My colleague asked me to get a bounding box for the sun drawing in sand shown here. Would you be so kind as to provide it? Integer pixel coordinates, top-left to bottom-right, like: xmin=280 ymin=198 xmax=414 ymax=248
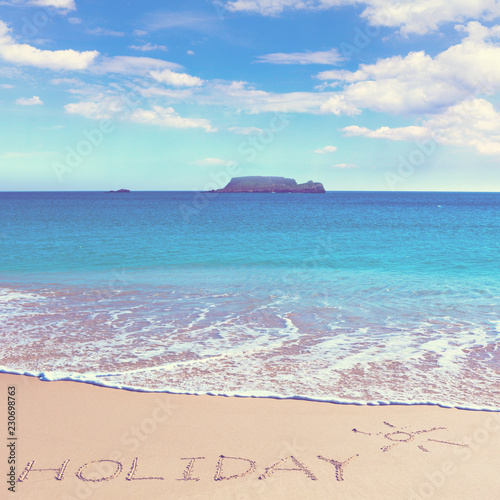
xmin=352 ymin=421 xmax=468 ymax=453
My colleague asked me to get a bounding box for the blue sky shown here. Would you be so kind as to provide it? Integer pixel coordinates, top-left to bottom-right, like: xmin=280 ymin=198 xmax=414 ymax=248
xmin=0 ymin=0 xmax=499 ymax=191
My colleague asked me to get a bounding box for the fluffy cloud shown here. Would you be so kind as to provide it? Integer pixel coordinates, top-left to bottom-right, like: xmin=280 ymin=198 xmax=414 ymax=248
xmin=32 ymin=0 xmax=75 ymax=10
xmin=341 ymin=99 xmax=500 ymax=155
xmin=0 ymin=21 xmax=98 ymax=70
xmin=319 ymin=95 xmax=360 ymax=115
xmin=359 ymin=0 xmax=500 ymax=35
xmin=16 ymin=95 xmax=43 ymax=105
xmin=426 ymin=98 xmax=500 ymax=155
xmin=313 ymin=145 xmax=338 ymax=153
xmin=220 ymin=0 xmax=500 ymax=34
xmin=0 ymin=0 xmax=75 ymax=12
xmin=255 ymin=48 xmax=343 ymax=65
xmin=64 ymin=96 xmax=126 ymax=120
xmin=150 ymin=69 xmax=203 ymax=87
xmin=129 ymin=106 xmax=215 ymax=132
xmin=191 ymin=158 xmax=237 ymax=166
xmin=64 ymin=89 xmax=215 ymax=132
xmin=317 ymin=23 xmax=500 ymax=115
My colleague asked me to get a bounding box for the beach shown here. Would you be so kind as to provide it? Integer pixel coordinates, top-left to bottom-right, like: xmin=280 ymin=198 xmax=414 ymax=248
xmin=3 ymin=373 xmax=500 ymax=499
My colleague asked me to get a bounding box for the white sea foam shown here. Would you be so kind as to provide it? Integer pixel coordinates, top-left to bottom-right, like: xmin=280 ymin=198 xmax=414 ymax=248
xmin=1 ymin=280 xmax=499 ymax=411
xmin=1 ymin=365 xmax=499 ymax=412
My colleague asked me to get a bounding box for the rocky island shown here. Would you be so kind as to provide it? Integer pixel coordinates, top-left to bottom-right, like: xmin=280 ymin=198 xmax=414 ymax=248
xmin=208 ymin=176 xmax=325 ymax=193
xmin=106 ymin=189 xmax=130 ymax=193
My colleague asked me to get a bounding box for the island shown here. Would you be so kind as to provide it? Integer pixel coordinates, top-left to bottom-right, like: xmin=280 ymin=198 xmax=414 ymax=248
xmin=207 ymin=176 xmax=325 ymax=193
xmin=106 ymin=189 xmax=130 ymax=193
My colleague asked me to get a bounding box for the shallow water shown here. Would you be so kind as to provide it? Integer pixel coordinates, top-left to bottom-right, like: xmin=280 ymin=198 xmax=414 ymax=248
xmin=1 ymin=191 xmax=499 ymax=409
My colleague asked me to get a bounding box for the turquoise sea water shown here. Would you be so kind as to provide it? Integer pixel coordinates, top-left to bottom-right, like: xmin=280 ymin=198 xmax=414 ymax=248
xmin=1 ymin=191 xmax=499 ymax=409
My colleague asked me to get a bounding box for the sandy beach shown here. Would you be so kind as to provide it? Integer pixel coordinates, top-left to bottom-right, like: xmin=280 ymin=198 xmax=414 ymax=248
xmin=1 ymin=373 xmax=499 ymax=499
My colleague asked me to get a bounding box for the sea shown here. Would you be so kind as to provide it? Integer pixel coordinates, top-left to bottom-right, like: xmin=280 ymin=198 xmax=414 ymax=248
xmin=1 ymin=191 xmax=499 ymax=410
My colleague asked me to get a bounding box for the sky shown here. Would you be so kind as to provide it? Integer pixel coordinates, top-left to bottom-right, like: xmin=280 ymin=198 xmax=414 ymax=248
xmin=0 ymin=0 xmax=500 ymax=191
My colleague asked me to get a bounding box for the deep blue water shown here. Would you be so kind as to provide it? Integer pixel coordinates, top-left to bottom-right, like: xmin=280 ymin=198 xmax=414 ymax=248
xmin=0 ymin=191 xmax=499 ymax=409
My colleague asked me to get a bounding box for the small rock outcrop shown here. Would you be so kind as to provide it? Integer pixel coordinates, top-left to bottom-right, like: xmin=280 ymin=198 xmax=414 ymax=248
xmin=209 ymin=176 xmax=325 ymax=193
xmin=106 ymin=189 xmax=130 ymax=193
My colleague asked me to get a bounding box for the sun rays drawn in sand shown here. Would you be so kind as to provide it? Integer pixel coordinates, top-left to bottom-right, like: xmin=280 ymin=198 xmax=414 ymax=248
xmin=352 ymin=421 xmax=468 ymax=453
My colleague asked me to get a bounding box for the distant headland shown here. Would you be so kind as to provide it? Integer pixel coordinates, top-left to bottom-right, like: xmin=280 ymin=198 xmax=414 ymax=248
xmin=208 ymin=176 xmax=325 ymax=193
xmin=106 ymin=189 xmax=130 ymax=193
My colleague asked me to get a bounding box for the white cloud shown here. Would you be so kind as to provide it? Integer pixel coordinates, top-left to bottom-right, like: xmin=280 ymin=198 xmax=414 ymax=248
xmin=0 ymin=0 xmax=75 ymax=11
xmin=313 ymin=145 xmax=338 ymax=153
xmin=16 ymin=95 xmax=43 ymax=105
xmin=187 ymin=50 xmax=195 ymax=55
xmin=68 ymin=17 xmax=81 ymax=24
xmin=129 ymin=106 xmax=215 ymax=132
xmin=133 ymin=29 xmax=148 ymax=37
xmin=316 ymin=23 xmax=500 ymax=116
xmin=228 ymin=126 xmax=263 ymax=134
xmin=191 ymin=157 xmax=236 ymax=166
xmin=0 ymin=21 xmax=98 ymax=70
xmin=331 ymin=163 xmax=358 ymax=168
xmin=426 ymin=98 xmax=500 ymax=155
xmin=342 ymin=125 xmax=431 ymax=141
xmin=0 ymin=83 xmax=13 ymax=88
xmin=92 ymin=56 xmax=181 ymax=75
xmin=221 ymin=0 xmax=500 ymax=35
xmin=129 ymin=43 xmax=168 ymax=52
xmin=150 ymin=69 xmax=203 ymax=87
xmin=64 ymin=96 xmax=125 ymax=120
xmin=86 ymin=27 xmax=125 ymax=37
xmin=221 ymin=0 xmax=315 ymax=16
xmin=319 ymin=95 xmax=361 ymax=116
xmin=341 ymin=99 xmax=500 ymax=155
xmin=359 ymin=0 xmax=500 ymax=36
xmin=255 ymin=48 xmax=344 ymax=65
xmin=64 ymin=88 xmax=215 ymax=132
xmin=33 ymin=0 xmax=75 ymax=9
xmin=204 ymin=80 xmax=339 ymax=114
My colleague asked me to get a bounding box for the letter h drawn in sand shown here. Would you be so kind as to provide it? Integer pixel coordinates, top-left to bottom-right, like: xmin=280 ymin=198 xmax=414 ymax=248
xmin=352 ymin=421 xmax=468 ymax=453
